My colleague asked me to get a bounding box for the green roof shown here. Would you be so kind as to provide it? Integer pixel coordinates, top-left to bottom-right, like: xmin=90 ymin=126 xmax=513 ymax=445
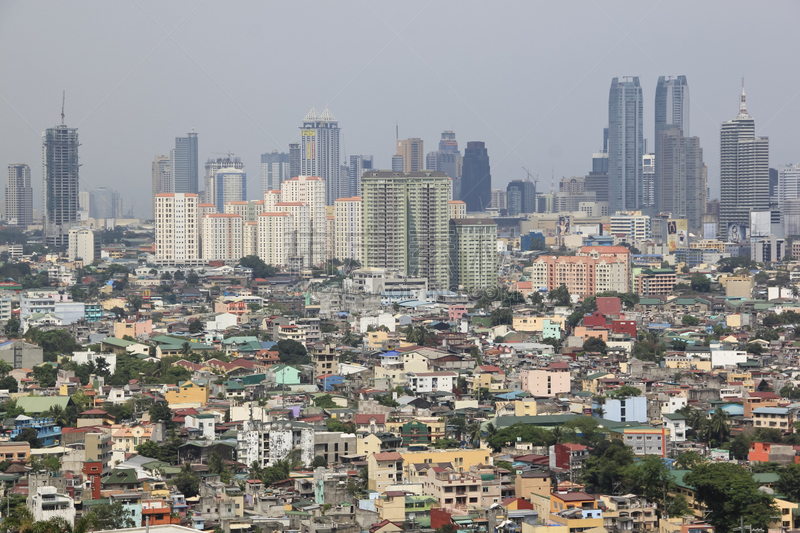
xmin=638 ymin=298 xmax=661 ymax=305
xmin=225 ymin=381 xmax=244 ymax=390
xmin=16 ymin=396 xmax=71 ymax=414
xmin=221 ymin=336 xmax=260 ymax=345
xmin=662 ymin=413 xmax=686 ymax=420
xmin=493 ymin=414 xmax=581 ymax=429
xmin=586 ymin=372 xmax=610 ymax=381
xmin=101 ymin=337 xmax=137 ymax=347
xmin=103 ymin=469 xmax=140 ymax=486
xmin=753 ymin=472 xmax=780 ymax=484
xmin=241 ymin=373 xmax=266 ymax=385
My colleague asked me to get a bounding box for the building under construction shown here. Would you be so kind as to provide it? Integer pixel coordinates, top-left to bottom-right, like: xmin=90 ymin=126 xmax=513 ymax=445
xmin=42 ymin=123 xmax=80 ymax=247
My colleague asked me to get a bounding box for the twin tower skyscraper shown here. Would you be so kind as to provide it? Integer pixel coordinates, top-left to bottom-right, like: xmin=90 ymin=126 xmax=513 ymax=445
xmin=607 ymin=76 xmax=704 ymax=233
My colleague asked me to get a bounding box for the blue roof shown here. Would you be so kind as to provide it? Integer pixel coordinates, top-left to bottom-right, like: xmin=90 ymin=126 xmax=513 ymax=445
xmin=494 ymin=391 xmax=527 ymax=400
xmin=713 ymin=404 xmax=744 ymax=416
xmin=260 ymin=341 xmax=277 ymax=350
xmin=381 ymin=351 xmax=400 ymax=357
xmin=753 ymin=407 xmax=788 ymax=415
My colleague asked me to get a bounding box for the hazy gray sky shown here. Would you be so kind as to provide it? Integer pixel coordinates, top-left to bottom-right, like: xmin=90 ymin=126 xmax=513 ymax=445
xmin=1 ymin=1 xmax=799 ymax=218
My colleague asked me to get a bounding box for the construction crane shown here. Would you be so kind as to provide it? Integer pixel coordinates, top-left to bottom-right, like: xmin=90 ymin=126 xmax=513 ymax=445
xmin=211 ymin=151 xmax=237 ymax=160
xmin=522 ymin=166 xmax=538 ymax=188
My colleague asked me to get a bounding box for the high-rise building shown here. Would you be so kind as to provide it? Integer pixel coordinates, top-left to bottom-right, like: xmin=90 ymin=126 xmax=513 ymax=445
xmin=151 ymin=155 xmax=171 ymax=218
xmin=261 ymin=151 xmax=290 ymax=194
xmin=171 ymin=130 xmax=199 ymax=194
xmin=506 ymin=180 xmax=537 ymax=216
xmin=257 ymin=212 xmax=295 ymax=267
xmin=67 ymin=227 xmax=96 ymax=263
xmin=426 ymin=132 xmax=463 ymax=200
xmin=449 ymin=218 xmax=498 ymax=292
xmin=204 ymin=157 xmax=243 ymax=206
xmin=300 ymin=108 xmax=340 ymax=205
xmin=642 ymin=153 xmax=655 ymax=210
xmin=213 ymin=168 xmax=247 ymax=211
xmin=224 ymin=200 xmax=265 ymax=222
xmin=397 ymin=138 xmax=424 ymax=173
xmin=154 ymin=193 xmax=199 ymax=265
xmin=334 ymin=197 xmax=362 ymax=263
xmin=608 ymin=77 xmax=643 ymax=212
xmin=43 ymin=121 xmax=80 ymax=247
xmin=586 ymin=149 xmax=609 ymax=204
xmin=654 ymin=127 xmax=704 ymax=232
xmin=391 ymin=156 xmax=404 ymax=172
xmin=490 ymin=189 xmax=507 ymax=210
xmin=288 ymin=143 xmax=301 ymax=180
xmin=201 ymin=214 xmax=243 ymax=261
xmin=461 ymin=142 xmax=491 ymax=212
xmin=720 ymin=86 xmax=769 ymax=241
xmin=274 ymin=202 xmax=309 ymax=269
xmin=90 ymin=187 xmax=121 ymax=220
xmin=6 ymin=163 xmax=33 ymax=227
xmin=362 ymin=170 xmax=451 ymax=289
xmin=281 ymin=176 xmax=327 ymax=266
xmin=242 ymin=221 xmax=258 ymax=258
xmin=348 ymin=155 xmax=373 ymax=197
xmin=449 ymin=200 xmax=466 ymax=219
xmin=655 ymin=75 xmax=689 ymax=134
xmin=777 ymin=164 xmax=800 ymax=207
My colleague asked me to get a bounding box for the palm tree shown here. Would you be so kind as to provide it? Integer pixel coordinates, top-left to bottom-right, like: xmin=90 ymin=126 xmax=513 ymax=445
xmin=46 ymin=405 xmax=68 ymax=428
xmin=208 ymin=452 xmax=224 ymax=475
xmin=180 ymin=342 xmax=193 ymax=358
xmin=708 ymin=407 xmax=730 ymax=444
xmin=467 ymin=422 xmax=483 ymax=447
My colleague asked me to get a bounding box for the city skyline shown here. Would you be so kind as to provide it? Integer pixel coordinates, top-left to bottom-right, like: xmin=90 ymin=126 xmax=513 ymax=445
xmin=2 ymin=2 xmax=799 ymax=218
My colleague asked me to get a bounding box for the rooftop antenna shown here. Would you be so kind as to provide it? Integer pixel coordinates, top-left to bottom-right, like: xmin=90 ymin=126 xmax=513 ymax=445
xmin=61 ymin=91 xmax=65 ymax=125
xmin=396 ymin=122 xmax=398 ymax=141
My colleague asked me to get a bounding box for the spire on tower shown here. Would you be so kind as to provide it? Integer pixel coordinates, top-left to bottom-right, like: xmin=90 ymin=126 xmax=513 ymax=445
xmin=737 ymin=77 xmax=750 ymax=118
xmin=61 ymin=91 xmax=65 ymax=125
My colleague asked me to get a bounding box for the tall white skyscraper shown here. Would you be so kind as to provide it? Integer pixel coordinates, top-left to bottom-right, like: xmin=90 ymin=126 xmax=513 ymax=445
xmin=154 ymin=193 xmax=199 ymax=265
xmin=778 ymin=164 xmax=800 ymax=207
xmin=152 ymin=155 xmax=171 ymax=218
xmin=43 ymin=122 xmax=80 ymax=247
xmin=204 ymin=157 xmax=243 ymax=206
xmin=334 ymin=196 xmax=362 ymax=263
xmin=201 ymin=213 xmax=243 ymax=261
xmin=212 ymin=168 xmax=247 ymax=211
xmin=299 ymin=108 xmax=340 ymax=206
xmin=6 ymin=163 xmax=33 ymax=227
xmin=281 ymin=175 xmax=326 ymax=266
xmin=720 ymin=86 xmax=769 ymax=241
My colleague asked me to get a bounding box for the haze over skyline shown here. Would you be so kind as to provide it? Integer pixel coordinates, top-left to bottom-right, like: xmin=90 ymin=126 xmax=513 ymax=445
xmin=2 ymin=1 xmax=799 ymax=218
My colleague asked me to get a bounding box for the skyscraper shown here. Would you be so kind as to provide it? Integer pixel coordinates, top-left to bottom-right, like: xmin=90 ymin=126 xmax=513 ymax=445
xmin=43 ymin=122 xmax=80 ymax=247
xmin=655 ymin=75 xmax=689 ymax=134
xmin=204 ymin=157 xmax=243 ymax=206
xmin=152 ymin=155 xmax=171 ymax=218
xmin=396 ymin=138 xmax=424 ymax=173
xmin=642 ymin=153 xmax=655 ymax=210
xmin=719 ymin=86 xmax=769 ymax=241
xmin=461 ymin=142 xmax=491 ymax=212
xmin=449 ymin=218 xmax=498 ymax=292
xmin=171 ymin=130 xmax=198 ymax=194
xmin=90 ymin=187 xmax=121 ymax=219
xmin=261 ymin=151 xmax=290 ymax=194
xmin=300 ymin=108 xmax=340 ymax=205
xmin=213 ymin=169 xmax=247 ymax=211
xmin=288 ymin=143 xmax=301 ymax=180
xmin=6 ymin=163 xmax=33 ymax=227
xmin=608 ymin=77 xmax=643 ymax=212
xmin=361 ymin=170 xmax=451 ymax=289
xmin=426 ymin=131 xmax=463 ymax=200
xmin=506 ymin=180 xmax=536 ymax=216
xmin=391 ymin=156 xmax=404 ymax=172
xmin=154 ymin=193 xmax=199 ymax=265
xmin=348 ymin=155 xmax=373 ymax=197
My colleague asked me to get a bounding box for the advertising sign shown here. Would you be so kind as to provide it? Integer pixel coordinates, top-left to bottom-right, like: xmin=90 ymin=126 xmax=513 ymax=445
xmin=727 ymin=223 xmax=750 ymax=244
xmin=667 ymin=218 xmax=688 ymax=252
xmin=557 ymin=215 xmax=570 ymax=236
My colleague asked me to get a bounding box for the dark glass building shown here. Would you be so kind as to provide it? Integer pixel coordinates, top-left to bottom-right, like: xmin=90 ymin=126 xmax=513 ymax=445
xmin=461 ymin=141 xmax=491 ymax=212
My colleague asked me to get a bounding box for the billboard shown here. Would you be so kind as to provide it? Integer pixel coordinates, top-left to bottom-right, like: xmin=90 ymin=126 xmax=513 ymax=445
xmin=667 ymin=218 xmax=688 ymax=252
xmin=727 ymin=223 xmax=750 ymax=244
xmin=750 ymin=210 xmax=771 ymax=238
xmin=703 ymin=222 xmax=717 ymax=240
xmin=557 ymin=215 xmax=570 ymax=236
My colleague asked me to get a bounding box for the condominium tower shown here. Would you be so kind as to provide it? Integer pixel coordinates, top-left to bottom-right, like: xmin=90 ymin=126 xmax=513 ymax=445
xmin=300 ymin=108 xmax=340 ymax=205
xmin=6 ymin=163 xmax=33 ymax=227
xmin=261 ymin=151 xmax=290 ymax=193
xmin=719 ymin=87 xmax=769 ymax=241
xmin=154 ymin=193 xmax=199 ymax=265
xmin=397 ymin=138 xmax=425 ymax=173
xmin=608 ymin=77 xmax=643 ymax=212
xmin=426 ymin=131 xmax=463 ymax=200
xmin=171 ymin=130 xmax=199 ymax=194
xmin=449 ymin=218 xmax=498 ymax=292
xmin=152 ymin=155 xmax=171 ymax=218
xmin=361 ymin=170 xmax=451 ymax=289
xmin=461 ymin=142 xmax=491 ymax=212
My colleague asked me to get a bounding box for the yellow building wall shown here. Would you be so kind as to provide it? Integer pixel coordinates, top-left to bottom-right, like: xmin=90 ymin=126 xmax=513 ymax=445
xmin=513 ymin=315 xmax=567 ymax=332
xmin=399 ymin=448 xmax=491 ymax=475
xmin=164 ymin=381 xmax=209 ymax=405
xmin=376 ymin=496 xmax=405 ymax=522
xmin=358 ymin=434 xmax=382 ymax=458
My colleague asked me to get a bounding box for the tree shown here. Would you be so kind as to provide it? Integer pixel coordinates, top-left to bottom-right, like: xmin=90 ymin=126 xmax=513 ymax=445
xmin=707 ymin=407 xmax=730 ymax=445
xmin=160 ymin=271 xmax=173 ymax=281
xmin=490 ymin=307 xmax=512 ymax=326
xmin=627 ymin=455 xmax=677 ymax=515
xmin=313 ymin=394 xmax=339 ymax=409
xmin=777 ymin=463 xmax=800 ymax=503
xmin=0 ymin=376 xmax=18 ymax=393
xmin=746 ymin=342 xmax=763 ymax=355
xmin=188 ymin=320 xmax=204 ymax=334
xmin=0 ymin=360 xmax=12 ymax=377
xmin=14 ymin=427 xmax=41 ymax=448
xmin=312 ymin=455 xmax=328 ymax=468
xmin=674 ymin=451 xmax=706 ymax=470
xmin=607 ymin=385 xmax=642 ymax=399
xmin=4 ymin=316 xmax=19 ymax=337
xmin=582 ymin=337 xmax=607 ymax=354
xmin=685 ymin=462 xmax=777 ymax=532
xmin=238 ymin=255 xmax=278 ymax=279
xmin=33 ymin=365 xmax=57 ymax=387
xmin=432 ymin=438 xmax=460 ymax=449
xmin=729 ymin=433 xmax=751 ymax=460
xmin=581 ymin=440 xmax=635 ymax=494
xmin=149 ymin=402 xmax=173 ymax=428
xmin=136 ymin=440 xmax=161 ymax=459
xmin=681 ymin=315 xmax=700 ymax=326
xmin=174 ymin=462 xmax=201 ymax=497
xmin=187 ymin=271 xmax=199 ymax=285
xmin=89 ymin=501 xmax=136 ymax=530
xmin=377 ymin=395 xmax=399 ymax=408
xmin=173 ymin=270 xmax=185 ymax=281
xmin=548 ymin=284 xmax=572 ymax=307
xmin=277 ymin=339 xmax=310 ymax=365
